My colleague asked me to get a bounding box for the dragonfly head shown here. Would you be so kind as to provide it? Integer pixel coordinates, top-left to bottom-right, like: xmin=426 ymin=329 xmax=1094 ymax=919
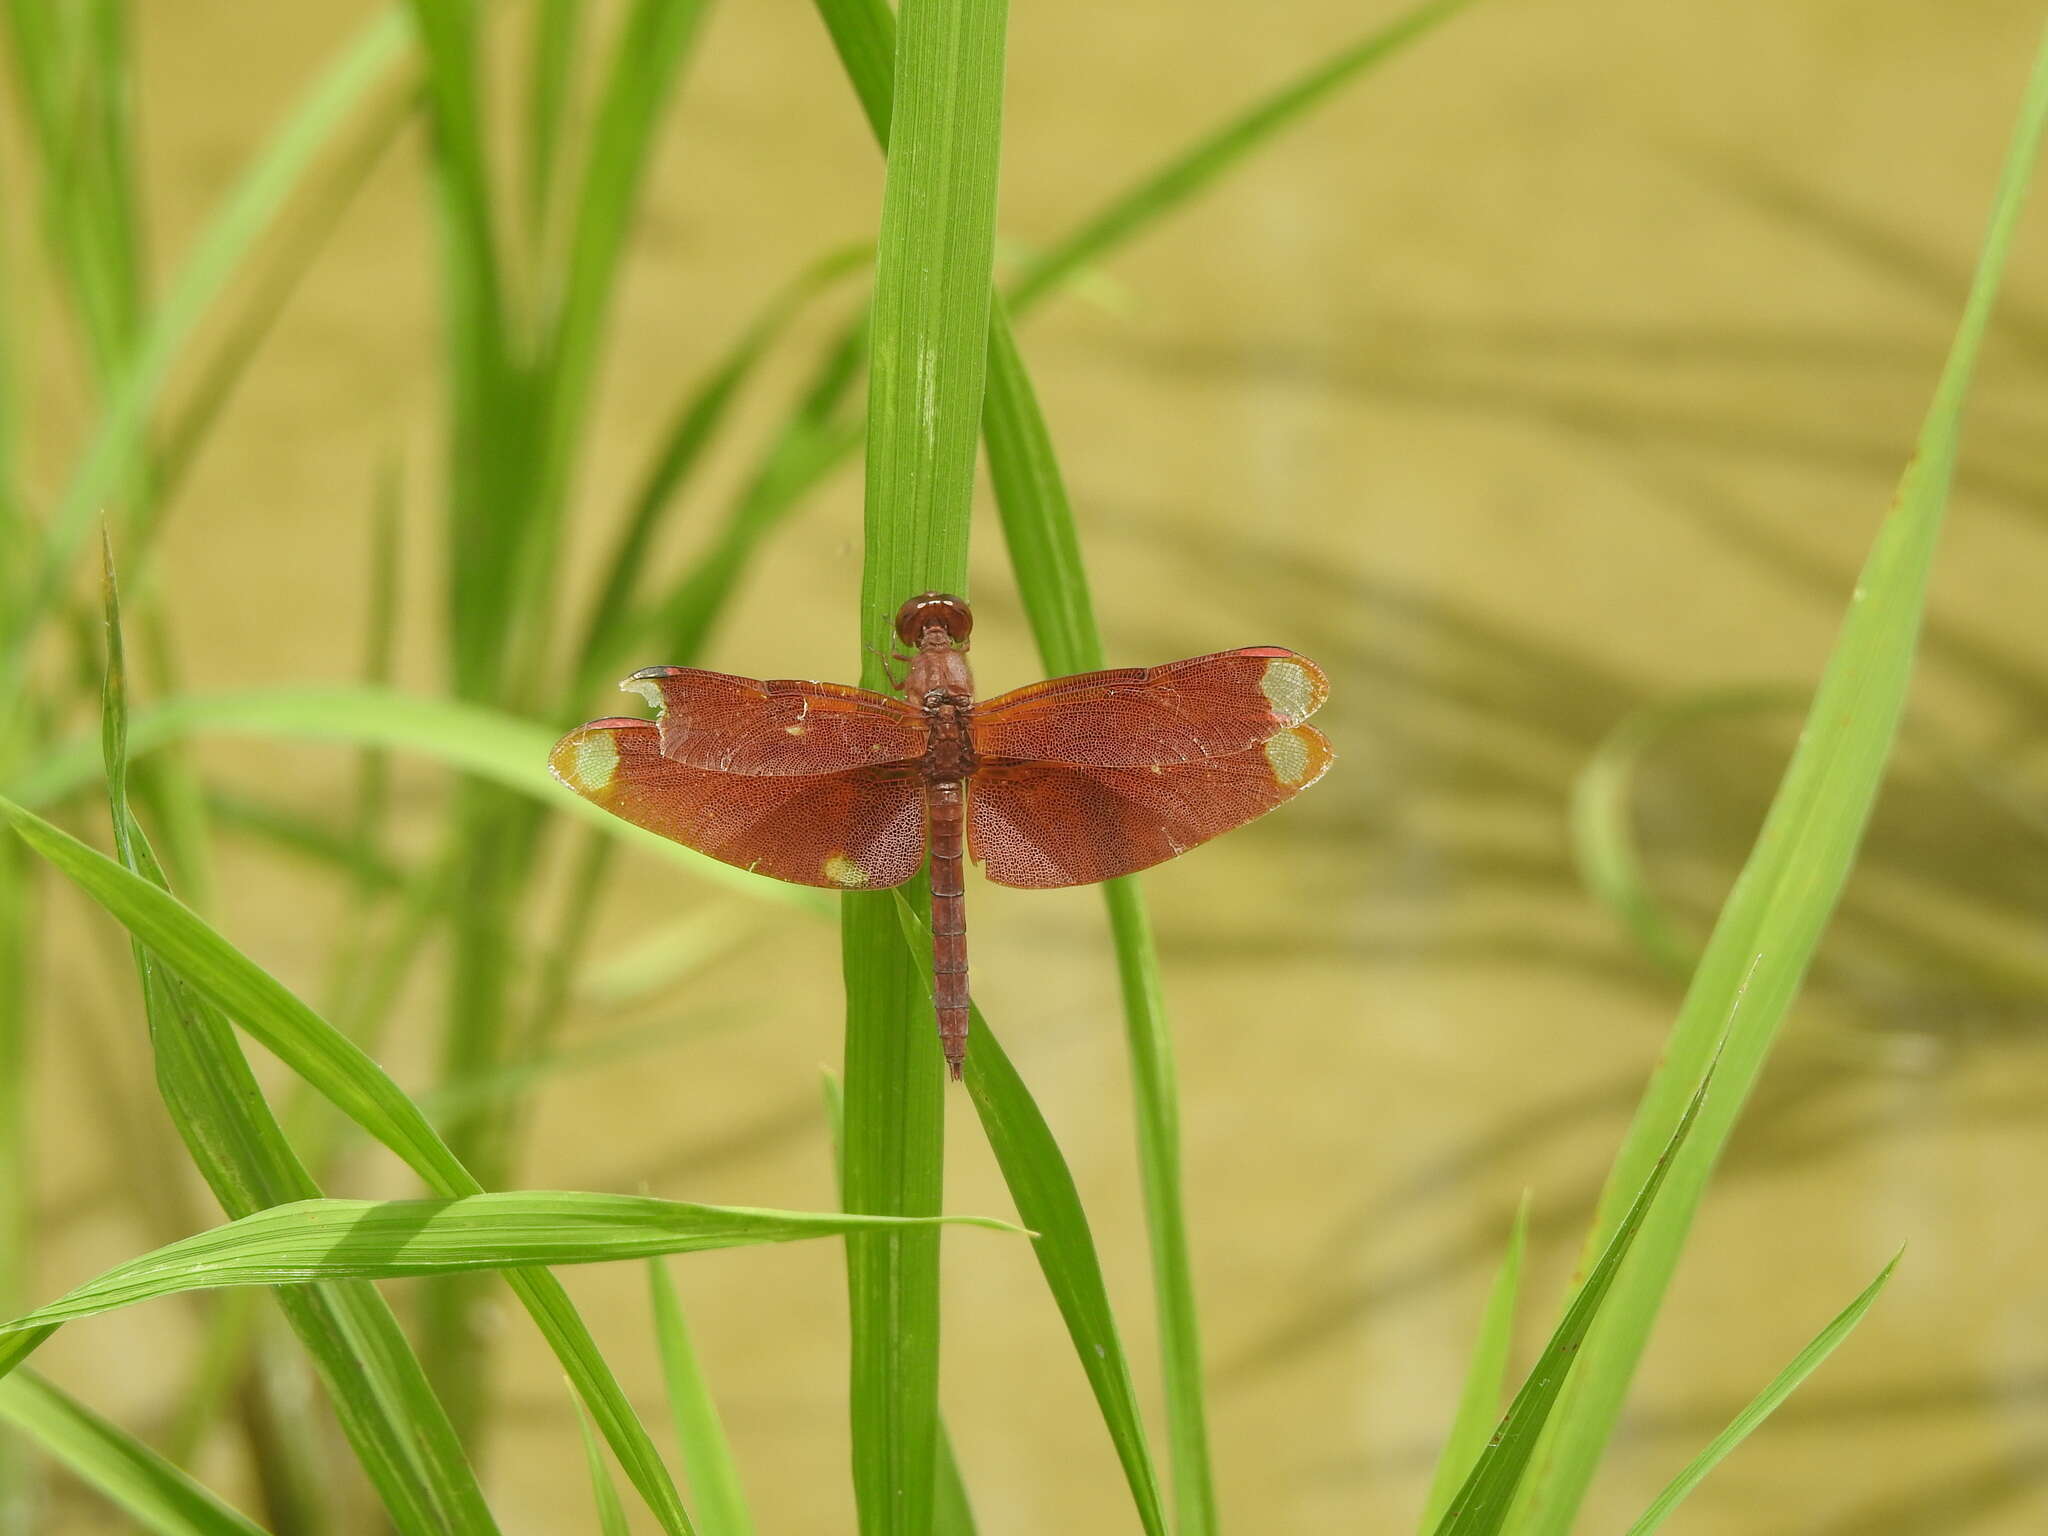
xmin=895 ymin=592 xmax=973 ymax=649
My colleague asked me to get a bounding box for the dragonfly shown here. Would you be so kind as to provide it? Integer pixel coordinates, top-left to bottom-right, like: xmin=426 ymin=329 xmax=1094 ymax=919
xmin=549 ymin=593 xmax=1332 ymax=1078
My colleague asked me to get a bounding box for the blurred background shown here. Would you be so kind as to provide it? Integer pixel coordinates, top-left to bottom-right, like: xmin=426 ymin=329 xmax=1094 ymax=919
xmin=8 ymin=0 xmax=2048 ymax=1531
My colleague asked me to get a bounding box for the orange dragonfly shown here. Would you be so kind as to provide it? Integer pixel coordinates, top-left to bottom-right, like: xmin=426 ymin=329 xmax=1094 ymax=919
xmin=549 ymin=594 xmax=1331 ymax=1077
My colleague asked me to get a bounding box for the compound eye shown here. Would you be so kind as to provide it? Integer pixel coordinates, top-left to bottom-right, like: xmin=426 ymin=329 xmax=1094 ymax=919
xmin=893 ymin=592 xmax=973 ymax=645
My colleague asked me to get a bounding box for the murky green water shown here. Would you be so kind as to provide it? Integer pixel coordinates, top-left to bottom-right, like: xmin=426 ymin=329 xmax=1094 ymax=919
xmin=19 ymin=2 xmax=2048 ymax=1530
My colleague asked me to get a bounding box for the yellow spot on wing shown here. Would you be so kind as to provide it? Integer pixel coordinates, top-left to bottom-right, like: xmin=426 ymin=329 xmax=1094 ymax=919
xmin=565 ymin=733 xmax=618 ymax=793
xmin=1258 ymin=658 xmax=1319 ymax=724
xmin=785 ymin=724 xmax=805 ymax=735
xmin=1263 ymin=727 xmax=1313 ymax=787
xmin=621 ymin=677 xmax=664 ymax=711
xmin=823 ymin=853 xmax=869 ymax=888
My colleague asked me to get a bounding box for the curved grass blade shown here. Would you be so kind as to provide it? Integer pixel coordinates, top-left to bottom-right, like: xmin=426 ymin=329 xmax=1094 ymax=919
xmin=650 ymin=1260 xmax=756 ymax=1536
xmin=1516 ymin=35 xmax=2048 ymax=1532
xmin=841 ymin=1 xmax=1008 ymax=1533
xmin=0 ymin=797 xmax=693 ymax=1536
xmin=101 ymin=539 xmax=496 ymax=1536
xmin=0 ymin=1373 xmax=270 ymax=1536
xmin=1417 ymin=1195 xmax=1528 ymax=1534
xmin=889 ymin=895 xmax=1169 ymax=1536
xmin=1429 ymin=1069 xmax=1715 ymax=1535
xmin=12 ymin=687 xmax=828 ymax=912
xmin=1567 ymin=688 xmax=1800 ymax=977
xmin=0 ymin=7 xmax=410 ymax=711
xmin=1621 ymin=1251 xmax=1900 ymax=1536
xmin=3 ymin=1194 xmax=1019 ymax=1332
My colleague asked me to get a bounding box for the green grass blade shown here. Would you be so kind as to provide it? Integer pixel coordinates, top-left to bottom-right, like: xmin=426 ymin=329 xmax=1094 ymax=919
xmin=0 ymin=793 xmax=698 ymax=1536
xmin=0 ymin=7 xmax=409 ymax=709
xmin=1007 ymin=0 xmax=1482 ymax=311
xmin=987 ymin=296 xmax=1219 ymax=1535
xmin=1621 ymin=1252 xmax=1901 ymax=1536
xmin=890 ymin=895 xmax=1169 ymax=1536
xmin=818 ymin=1078 xmax=983 ymax=1536
xmin=1515 ymin=37 xmax=2048 ymax=1529
xmin=14 ymin=686 xmax=829 ymax=912
xmin=575 ymin=1398 xmax=634 ymax=1536
xmin=1418 ymin=1196 xmax=1528 ymax=1534
xmin=1430 ymin=1072 xmax=1715 ymax=1535
xmin=2 ymin=1194 xmax=1019 ymax=1331
xmin=811 ymin=0 xmax=897 ymax=141
xmin=932 ymin=1440 xmax=977 ymax=1536
xmin=650 ymin=1261 xmax=756 ymax=1536
xmin=0 ymin=831 xmax=32 ymax=1531
xmin=854 ymin=0 xmax=1004 ymax=656
xmin=100 ymin=539 xmax=496 ymax=1536
xmin=1566 ymin=688 xmax=1800 ymax=977
xmin=522 ymin=0 xmax=582 ymax=244
xmin=0 ymin=1373 xmax=270 ymax=1536
xmin=842 ymin=1 xmax=1007 ymax=1533
xmin=814 ymin=4 xmax=1214 ymax=1519
xmin=324 ymin=462 xmax=405 ymax=1017
xmin=405 ymin=0 xmax=518 ymax=703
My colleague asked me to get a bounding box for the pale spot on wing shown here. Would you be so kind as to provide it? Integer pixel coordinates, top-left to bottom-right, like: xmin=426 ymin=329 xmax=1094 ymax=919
xmin=1258 ymin=658 xmax=1318 ymax=724
xmin=621 ymin=677 xmax=664 ymax=711
xmin=569 ymin=733 xmax=618 ymax=792
xmin=785 ymin=724 xmax=806 ymax=736
xmin=823 ymin=853 xmax=870 ymax=888
xmin=1263 ymin=727 xmax=1313 ymax=786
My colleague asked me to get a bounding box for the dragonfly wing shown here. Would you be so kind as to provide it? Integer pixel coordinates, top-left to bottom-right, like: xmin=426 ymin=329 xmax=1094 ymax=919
xmin=968 ymin=724 xmax=1333 ymax=889
xmin=971 ymin=647 xmax=1327 ymax=767
xmin=552 ymin=718 xmax=927 ymax=889
xmin=622 ymin=666 xmax=926 ymax=775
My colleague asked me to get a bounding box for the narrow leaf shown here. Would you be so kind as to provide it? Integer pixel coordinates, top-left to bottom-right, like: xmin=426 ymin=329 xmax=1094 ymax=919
xmin=14 ymin=687 xmax=828 ymax=912
xmin=0 ymin=792 xmax=697 ymax=1536
xmin=1418 ymin=1196 xmax=1528 ymax=1534
xmin=0 ymin=1373 xmax=270 ymax=1536
xmin=890 ymin=895 xmax=1168 ymax=1536
xmin=841 ymin=3 xmax=1009 ymax=1536
xmin=4 ymin=1193 xmax=1021 ymax=1334
xmin=1518 ymin=36 xmax=2048 ymax=1531
xmin=650 ymin=1261 xmax=756 ymax=1536
xmin=1430 ymin=1068 xmax=1717 ymax=1534
xmin=1621 ymin=1251 xmax=1901 ymax=1536
xmin=3 ymin=8 xmax=409 ymax=705
xmin=574 ymin=1397 xmax=634 ymax=1536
